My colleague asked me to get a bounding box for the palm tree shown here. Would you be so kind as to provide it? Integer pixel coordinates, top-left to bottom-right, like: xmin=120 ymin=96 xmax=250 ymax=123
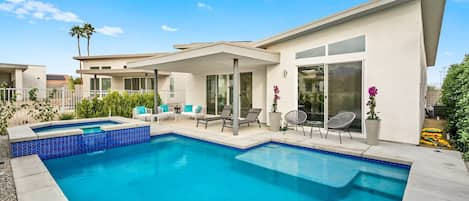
xmin=83 ymin=23 xmax=96 ymax=56
xmin=69 ymin=25 xmax=84 ymax=56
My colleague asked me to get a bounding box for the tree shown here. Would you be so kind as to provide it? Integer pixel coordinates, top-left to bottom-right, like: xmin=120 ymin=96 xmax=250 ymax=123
xmin=83 ymin=23 xmax=96 ymax=56
xmin=69 ymin=25 xmax=84 ymax=56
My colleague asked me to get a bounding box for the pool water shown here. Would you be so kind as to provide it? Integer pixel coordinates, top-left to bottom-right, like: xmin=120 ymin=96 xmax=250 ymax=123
xmin=44 ymin=135 xmax=409 ymax=201
xmin=33 ymin=120 xmax=119 ymax=134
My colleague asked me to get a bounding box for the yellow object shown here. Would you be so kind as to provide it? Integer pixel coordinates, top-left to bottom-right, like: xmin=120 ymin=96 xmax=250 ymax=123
xmin=421 ymin=132 xmax=443 ymax=139
xmin=437 ymin=139 xmax=452 ymax=148
xmin=420 ymin=139 xmax=436 ymax=146
xmin=422 ymin=128 xmax=443 ymax=133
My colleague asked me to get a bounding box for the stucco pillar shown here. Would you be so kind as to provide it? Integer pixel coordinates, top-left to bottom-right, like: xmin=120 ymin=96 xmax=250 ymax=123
xmin=154 ymin=69 xmax=159 ymax=114
xmin=14 ymin=69 xmax=23 ymax=100
xmin=232 ymin=59 xmax=239 ymax=136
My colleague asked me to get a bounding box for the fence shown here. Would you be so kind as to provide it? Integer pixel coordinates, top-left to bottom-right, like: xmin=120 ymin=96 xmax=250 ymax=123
xmin=1 ymin=88 xmax=185 ymax=126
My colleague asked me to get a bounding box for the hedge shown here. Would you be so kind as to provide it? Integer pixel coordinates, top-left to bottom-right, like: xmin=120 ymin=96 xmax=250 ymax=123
xmin=441 ymin=55 xmax=469 ymax=160
xmin=76 ymin=91 xmax=162 ymax=118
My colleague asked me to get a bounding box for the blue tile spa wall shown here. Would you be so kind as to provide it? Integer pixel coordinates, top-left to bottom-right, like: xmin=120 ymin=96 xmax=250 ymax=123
xmin=11 ymin=126 xmax=150 ymax=160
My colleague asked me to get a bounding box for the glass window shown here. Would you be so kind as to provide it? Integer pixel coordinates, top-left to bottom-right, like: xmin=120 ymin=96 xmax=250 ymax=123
xmin=90 ymin=78 xmax=99 ymax=90
xmin=101 ymin=66 xmax=111 ymax=69
xmin=132 ymin=78 xmax=139 ymax=90
xmin=170 ymin=77 xmax=175 ymax=98
xmin=206 ymin=75 xmax=217 ymax=115
xmin=296 ymin=46 xmax=326 ymax=59
xmin=328 ymin=61 xmax=362 ymax=131
xmin=101 ymin=78 xmax=111 ymax=90
xmin=89 ymin=66 xmax=99 ymax=70
xmin=148 ymin=78 xmax=155 ymax=90
xmin=298 ymin=65 xmax=325 ymax=125
xmin=140 ymin=78 xmax=146 ymax=89
xmin=328 ymin=35 xmax=365 ymax=56
xmin=124 ymin=79 xmax=132 ymax=90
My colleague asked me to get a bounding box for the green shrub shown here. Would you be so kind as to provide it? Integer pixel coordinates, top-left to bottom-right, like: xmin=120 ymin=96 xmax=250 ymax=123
xmin=0 ymin=102 xmax=17 ymax=135
xmin=441 ymin=54 xmax=469 ymax=160
xmin=59 ymin=113 xmax=75 ymax=120
xmin=76 ymin=91 xmax=162 ymax=118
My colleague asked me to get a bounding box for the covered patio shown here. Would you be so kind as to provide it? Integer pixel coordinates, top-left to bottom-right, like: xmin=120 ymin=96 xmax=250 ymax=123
xmin=128 ymin=42 xmax=280 ymax=136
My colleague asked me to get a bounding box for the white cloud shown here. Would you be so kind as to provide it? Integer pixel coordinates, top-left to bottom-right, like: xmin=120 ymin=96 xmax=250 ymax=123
xmin=197 ymin=2 xmax=212 ymax=10
xmin=444 ymin=51 xmax=453 ymax=56
xmin=0 ymin=0 xmax=83 ymax=23
xmin=161 ymin=24 xmax=178 ymax=32
xmin=97 ymin=26 xmax=124 ymax=37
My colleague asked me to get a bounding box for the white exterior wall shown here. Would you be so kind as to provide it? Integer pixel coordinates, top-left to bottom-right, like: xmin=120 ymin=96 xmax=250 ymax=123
xmin=23 ymin=65 xmax=47 ymax=98
xmin=264 ymin=0 xmax=424 ymax=144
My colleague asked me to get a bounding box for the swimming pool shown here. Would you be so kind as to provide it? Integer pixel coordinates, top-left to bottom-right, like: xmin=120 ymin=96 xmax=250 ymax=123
xmin=33 ymin=120 xmax=120 ymax=134
xmin=44 ymin=134 xmax=409 ymax=201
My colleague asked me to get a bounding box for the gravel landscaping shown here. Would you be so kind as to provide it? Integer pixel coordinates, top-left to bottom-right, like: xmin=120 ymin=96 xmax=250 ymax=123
xmin=0 ymin=135 xmax=17 ymax=201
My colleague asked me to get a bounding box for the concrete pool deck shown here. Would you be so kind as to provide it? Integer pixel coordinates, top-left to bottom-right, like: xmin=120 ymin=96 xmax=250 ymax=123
xmin=8 ymin=118 xmax=469 ymax=201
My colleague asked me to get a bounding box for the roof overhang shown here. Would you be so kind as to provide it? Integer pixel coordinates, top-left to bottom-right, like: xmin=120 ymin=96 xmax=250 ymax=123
xmin=253 ymin=0 xmax=445 ymax=66
xmin=0 ymin=63 xmax=28 ymax=72
xmin=421 ymin=0 xmax=446 ymax=66
xmin=76 ymin=69 xmax=170 ymax=77
xmin=73 ymin=53 xmax=169 ymax=60
xmin=128 ymin=42 xmax=280 ymax=74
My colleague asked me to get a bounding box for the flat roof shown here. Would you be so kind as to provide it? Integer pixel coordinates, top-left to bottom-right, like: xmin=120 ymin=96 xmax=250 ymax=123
xmin=173 ymin=41 xmax=252 ymax=50
xmin=253 ymin=0 xmax=444 ymax=66
xmin=128 ymin=42 xmax=280 ymax=73
xmin=73 ymin=52 xmax=169 ymax=60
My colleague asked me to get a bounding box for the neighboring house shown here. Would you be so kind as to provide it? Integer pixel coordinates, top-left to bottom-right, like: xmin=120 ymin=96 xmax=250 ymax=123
xmin=73 ymin=53 xmax=187 ymax=104
xmin=126 ymin=0 xmax=445 ymax=144
xmin=0 ymin=63 xmax=46 ymax=99
xmin=47 ymin=74 xmax=70 ymax=89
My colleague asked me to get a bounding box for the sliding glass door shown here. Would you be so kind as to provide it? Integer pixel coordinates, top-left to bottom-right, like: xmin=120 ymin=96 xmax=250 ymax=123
xmin=328 ymin=62 xmax=362 ymax=131
xmin=206 ymin=72 xmax=252 ymax=117
xmin=298 ymin=61 xmax=362 ymax=131
xmin=298 ymin=65 xmax=325 ymax=127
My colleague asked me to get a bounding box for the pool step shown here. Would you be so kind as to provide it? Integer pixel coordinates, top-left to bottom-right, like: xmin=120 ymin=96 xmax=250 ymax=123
xmin=352 ymin=172 xmax=407 ymax=199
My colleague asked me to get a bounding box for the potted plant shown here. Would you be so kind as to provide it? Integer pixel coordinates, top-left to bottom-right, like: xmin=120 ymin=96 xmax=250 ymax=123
xmin=270 ymin=85 xmax=282 ymax=131
xmin=365 ymin=86 xmax=380 ymax=145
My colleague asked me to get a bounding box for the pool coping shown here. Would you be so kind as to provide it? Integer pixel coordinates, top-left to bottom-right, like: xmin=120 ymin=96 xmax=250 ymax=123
xmin=9 ymin=129 xmax=469 ymax=201
xmin=7 ymin=116 xmax=150 ymax=143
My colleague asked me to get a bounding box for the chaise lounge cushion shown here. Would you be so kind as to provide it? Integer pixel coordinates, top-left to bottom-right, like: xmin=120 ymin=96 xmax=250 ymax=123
xmin=160 ymin=104 xmax=169 ymax=112
xmin=184 ymin=105 xmax=193 ymax=112
xmin=136 ymin=106 xmax=147 ymax=114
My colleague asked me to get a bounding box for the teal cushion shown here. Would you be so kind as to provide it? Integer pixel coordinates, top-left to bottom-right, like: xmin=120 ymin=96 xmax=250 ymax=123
xmin=184 ymin=105 xmax=193 ymax=112
xmin=195 ymin=105 xmax=202 ymax=113
xmin=136 ymin=106 xmax=146 ymax=114
xmin=160 ymin=104 xmax=169 ymax=112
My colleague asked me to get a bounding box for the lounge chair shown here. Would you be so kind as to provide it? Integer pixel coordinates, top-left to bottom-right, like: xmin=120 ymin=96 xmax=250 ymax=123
xmin=221 ymin=108 xmax=262 ymax=132
xmin=153 ymin=104 xmax=175 ymax=123
xmin=284 ymin=110 xmax=307 ymax=135
xmin=132 ymin=106 xmax=153 ymax=121
xmin=325 ymin=112 xmax=356 ymax=144
xmin=196 ymin=105 xmax=231 ymax=129
xmin=181 ymin=104 xmax=204 ymax=119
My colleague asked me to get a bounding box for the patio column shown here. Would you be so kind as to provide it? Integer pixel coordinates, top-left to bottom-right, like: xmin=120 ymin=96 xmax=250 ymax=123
xmin=232 ymin=58 xmax=239 ymax=136
xmin=153 ymin=69 xmax=159 ymax=114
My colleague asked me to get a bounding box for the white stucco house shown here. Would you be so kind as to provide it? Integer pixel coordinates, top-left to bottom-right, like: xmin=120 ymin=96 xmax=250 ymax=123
xmin=0 ymin=63 xmax=47 ymax=99
xmin=73 ymin=53 xmax=188 ymax=104
xmin=79 ymin=0 xmax=443 ymax=145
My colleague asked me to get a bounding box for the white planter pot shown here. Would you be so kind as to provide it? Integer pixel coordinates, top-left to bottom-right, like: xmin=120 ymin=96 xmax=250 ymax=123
xmin=365 ymin=119 xmax=381 ymax=145
xmin=269 ymin=112 xmax=282 ymax=132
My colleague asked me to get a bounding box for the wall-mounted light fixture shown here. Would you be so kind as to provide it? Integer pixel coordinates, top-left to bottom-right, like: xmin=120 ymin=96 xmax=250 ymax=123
xmin=283 ymin=69 xmax=288 ymax=78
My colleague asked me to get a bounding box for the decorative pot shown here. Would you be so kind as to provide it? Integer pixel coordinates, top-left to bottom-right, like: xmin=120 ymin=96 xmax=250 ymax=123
xmin=365 ymin=119 xmax=380 ymax=145
xmin=269 ymin=112 xmax=282 ymax=132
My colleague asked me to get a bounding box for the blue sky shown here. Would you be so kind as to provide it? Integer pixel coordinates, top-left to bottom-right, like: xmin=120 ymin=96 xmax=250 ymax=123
xmin=0 ymin=0 xmax=467 ymax=87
